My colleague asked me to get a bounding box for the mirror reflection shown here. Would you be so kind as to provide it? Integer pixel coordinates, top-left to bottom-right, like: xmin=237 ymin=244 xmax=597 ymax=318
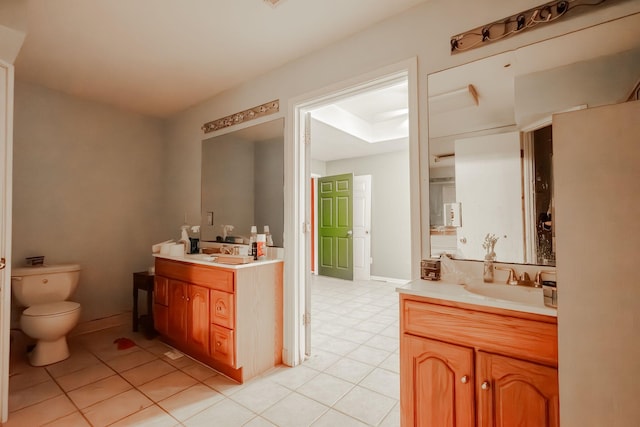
xmin=428 ymin=16 xmax=640 ymax=265
xmin=201 ymin=118 xmax=284 ymax=247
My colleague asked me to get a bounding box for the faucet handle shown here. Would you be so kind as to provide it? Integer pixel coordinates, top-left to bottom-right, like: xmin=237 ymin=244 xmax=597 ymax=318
xmin=520 ymin=272 xmax=531 ymax=281
xmin=495 ymin=266 xmax=517 ymax=285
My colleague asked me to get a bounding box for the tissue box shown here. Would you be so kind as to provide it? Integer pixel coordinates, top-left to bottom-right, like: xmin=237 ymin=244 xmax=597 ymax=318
xmin=169 ymin=244 xmax=185 ymax=257
xmin=421 ymin=259 xmax=441 ymax=281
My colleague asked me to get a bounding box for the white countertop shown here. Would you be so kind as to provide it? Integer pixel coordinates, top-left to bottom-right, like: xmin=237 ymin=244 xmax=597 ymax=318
xmin=397 ymin=279 xmax=557 ymax=317
xmin=153 ymin=253 xmax=283 ymax=270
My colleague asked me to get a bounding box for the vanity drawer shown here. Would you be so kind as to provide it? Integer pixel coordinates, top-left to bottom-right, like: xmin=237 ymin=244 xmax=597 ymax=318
xmin=402 ymin=298 xmax=558 ymax=367
xmin=211 ymin=325 xmax=235 ymax=367
xmin=156 ymin=258 xmax=234 ymax=292
xmin=211 ymin=290 xmax=235 ymax=329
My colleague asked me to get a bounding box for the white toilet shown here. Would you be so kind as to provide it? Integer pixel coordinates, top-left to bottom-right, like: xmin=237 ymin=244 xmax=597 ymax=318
xmin=11 ymin=264 xmax=81 ymax=366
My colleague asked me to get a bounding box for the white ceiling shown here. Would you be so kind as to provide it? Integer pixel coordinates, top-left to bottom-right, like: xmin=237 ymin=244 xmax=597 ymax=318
xmin=14 ymin=0 xmax=427 ymax=117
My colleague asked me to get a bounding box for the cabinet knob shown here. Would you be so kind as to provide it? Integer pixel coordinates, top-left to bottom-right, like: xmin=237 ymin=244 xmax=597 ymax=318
xmin=481 ymin=381 xmax=490 ymax=390
xmin=461 ymin=375 xmax=469 ymax=384
xmin=216 ymin=341 xmax=221 ymax=347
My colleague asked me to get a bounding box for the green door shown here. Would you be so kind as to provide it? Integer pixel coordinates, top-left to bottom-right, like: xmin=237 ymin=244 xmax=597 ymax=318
xmin=318 ymin=173 xmax=353 ymax=280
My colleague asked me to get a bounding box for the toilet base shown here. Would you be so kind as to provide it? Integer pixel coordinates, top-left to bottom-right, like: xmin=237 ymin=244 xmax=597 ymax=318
xmin=27 ymin=336 xmax=71 ymax=366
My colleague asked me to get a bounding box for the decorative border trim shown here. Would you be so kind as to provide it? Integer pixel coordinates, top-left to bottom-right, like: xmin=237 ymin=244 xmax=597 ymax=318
xmin=202 ymin=100 xmax=280 ymax=134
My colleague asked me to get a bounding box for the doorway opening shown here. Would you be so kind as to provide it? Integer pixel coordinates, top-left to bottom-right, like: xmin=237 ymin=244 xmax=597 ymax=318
xmin=285 ymin=58 xmax=420 ymax=365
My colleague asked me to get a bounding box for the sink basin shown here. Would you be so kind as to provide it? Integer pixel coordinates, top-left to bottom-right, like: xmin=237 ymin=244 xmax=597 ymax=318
xmin=184 ymin=254 xmax=217 ymax=262
xmin=464 ymin=282 xmax=543 ymax=306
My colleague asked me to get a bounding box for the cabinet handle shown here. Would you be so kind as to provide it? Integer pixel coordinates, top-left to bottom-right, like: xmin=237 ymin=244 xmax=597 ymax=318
xmin=461 ymin=375 xmax=469 ymax=384
xmin=481 ymin=381 xmax=490 ymax=390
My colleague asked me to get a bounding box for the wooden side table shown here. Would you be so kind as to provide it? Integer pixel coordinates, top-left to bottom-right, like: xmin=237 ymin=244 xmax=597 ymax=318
xmin=133 ymin=271 xmax=155 ymax=337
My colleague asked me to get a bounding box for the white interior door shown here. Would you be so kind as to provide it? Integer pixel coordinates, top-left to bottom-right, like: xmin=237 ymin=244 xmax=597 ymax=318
xmin=0 ymin=60 xmax=14 ymax=424
xmin=353 ymin=175 xmax=371 ymax=281
xmin=454 ymin=131 xmax=524 ymax=262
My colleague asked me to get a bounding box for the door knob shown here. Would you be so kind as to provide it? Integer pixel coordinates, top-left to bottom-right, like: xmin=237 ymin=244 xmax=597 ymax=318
xmin=459 ymin=237 xmax=467 ymax=244
xmin=0 ymin=258 xmax=5 ymax=270
xmin=347 ymin=230 xmax=353 ymax=236
xmin=481 ymin=381 xmax=490 ymax=390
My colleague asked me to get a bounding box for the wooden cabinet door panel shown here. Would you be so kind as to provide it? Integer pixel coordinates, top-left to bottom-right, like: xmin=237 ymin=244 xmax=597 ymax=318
xmin=154 ymin=276 xmax=169 ymax=305
xmin=168 ymin=280 xmax=188 ymax=341
xmin=211 ymin=325 xmax=235 ymax=367
xmin=187 ymin=284 xmax=210 ymax=354
xmin=401 ymin=334 xmax=475 ymax=427
xmin=211 ymin=290 xmax=234 ymax=329
xmin=477 ymin=351 xmax=559 ymax=427
xmin=153 ymin=304 xmax=168 ymax=336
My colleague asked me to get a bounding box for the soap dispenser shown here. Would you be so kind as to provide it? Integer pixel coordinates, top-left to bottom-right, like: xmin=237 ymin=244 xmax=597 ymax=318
xmin=264 ymin=225 xmax=274 ymax=247
xmin=249 ymin=226 xmax=258 ymax=260
xmin=179 ymin=225 xmax=190 ymax=254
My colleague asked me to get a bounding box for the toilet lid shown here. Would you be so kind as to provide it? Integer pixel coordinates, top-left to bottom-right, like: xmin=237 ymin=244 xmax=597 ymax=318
xmin=23 ymin=301 xmax=80 ymax=317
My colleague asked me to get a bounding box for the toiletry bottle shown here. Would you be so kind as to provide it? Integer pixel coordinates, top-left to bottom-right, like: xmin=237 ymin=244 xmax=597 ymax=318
xmin=249 ymin=226 xmax=258 ymax=260
xmin=257 ymin=234 xmax=266 ymax=260
xmin=264 ymin=225 xmax=274 ymax=247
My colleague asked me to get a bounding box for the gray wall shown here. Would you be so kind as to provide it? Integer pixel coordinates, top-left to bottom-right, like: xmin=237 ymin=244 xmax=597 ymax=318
xmin=326 ymin=150 xmax=411 ymax=280
xmin=12 ymin=81 xmax=166 ymax=322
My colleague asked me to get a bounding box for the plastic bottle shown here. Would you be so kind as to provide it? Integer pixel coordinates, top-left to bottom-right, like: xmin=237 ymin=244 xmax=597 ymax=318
xmin=249 ymin=226 xmax=258 ymax=260
xmin=257 ymin=234 xmax=266 ymax=260
xmin=264 ymin=225 xmax=274 ymax=247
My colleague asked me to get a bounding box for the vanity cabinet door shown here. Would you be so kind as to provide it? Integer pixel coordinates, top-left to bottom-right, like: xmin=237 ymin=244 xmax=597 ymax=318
xmin=211 ymin=290 xmax=234 ymax=329
xmin=154 ymin=276 xmax=169 ymax=305
xmin=153 ymin=276 xmax=169 ymax=335
xmin=476 ymin=351 xmax=559 ymax=427
xmin=401 ymin=334 xmax=475 ymax=427
xmin=187 ymin=284 xmax=210 ymax=355
xmin=211 ymin=325 xmax=235 ymax=367
xmin=168 ymin=280 xmax=188 ymax=342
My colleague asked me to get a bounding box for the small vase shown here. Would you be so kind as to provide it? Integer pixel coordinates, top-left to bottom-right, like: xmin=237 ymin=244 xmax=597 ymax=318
xmin=483 ymin=254 xmax=495 ymax=283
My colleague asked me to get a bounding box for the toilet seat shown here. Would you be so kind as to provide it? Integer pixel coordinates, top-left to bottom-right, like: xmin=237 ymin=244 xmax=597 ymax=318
xmin=23 ymin=301 xmax=80 ymax=317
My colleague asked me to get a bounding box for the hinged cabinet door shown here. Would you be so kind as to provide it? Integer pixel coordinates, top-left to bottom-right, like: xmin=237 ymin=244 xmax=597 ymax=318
xmin=153 ymin=276 xmax=169 ymax=335
xmin=211 ymin=290 xmax=234 ymax=329
xmin=187 ymin=284 xmax=210 ymax=354
xmin=168 ymin=280 xmax=188 ymax=341
xmin=401 ymin=334 xmax=475 ymax=427
xmin=476 ymin=351 xmax=559 ymax=427
xmin=211 ymin=325 xmax=235 ymax=367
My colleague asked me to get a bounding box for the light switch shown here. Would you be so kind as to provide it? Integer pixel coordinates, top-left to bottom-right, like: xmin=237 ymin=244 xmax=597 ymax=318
xmin=207 ymin=212 xmax=214 ymax=226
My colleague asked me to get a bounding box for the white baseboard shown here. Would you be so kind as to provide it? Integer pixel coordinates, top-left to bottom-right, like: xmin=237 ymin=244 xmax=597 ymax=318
xmin=70 ymin=312 xmax=130 ymax=337
xmin=370 ymin=275 xmax=411 ymax=285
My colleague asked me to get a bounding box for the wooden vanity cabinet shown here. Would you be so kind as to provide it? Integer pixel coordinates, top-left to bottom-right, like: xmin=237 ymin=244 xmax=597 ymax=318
xmin=400 ymin=294 xmax=558 ymax=427
xmin=153 ymin=257 xmax=282 ymax=383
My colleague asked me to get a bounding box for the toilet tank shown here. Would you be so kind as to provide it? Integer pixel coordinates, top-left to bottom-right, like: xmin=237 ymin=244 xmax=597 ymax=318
xmin=11 ymin=264 xmax=81 ymax=307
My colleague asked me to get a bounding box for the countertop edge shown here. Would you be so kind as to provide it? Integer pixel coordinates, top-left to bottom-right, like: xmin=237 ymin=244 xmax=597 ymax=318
xmin=153 ymin=253 xmax=283 ymax=270
xmin=397 ymin=279 xmax=557 ymax=317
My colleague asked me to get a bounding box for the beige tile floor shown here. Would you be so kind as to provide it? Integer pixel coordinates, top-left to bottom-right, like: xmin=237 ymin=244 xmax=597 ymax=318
xmin=3 ymin=275 xmax=400 ymax=427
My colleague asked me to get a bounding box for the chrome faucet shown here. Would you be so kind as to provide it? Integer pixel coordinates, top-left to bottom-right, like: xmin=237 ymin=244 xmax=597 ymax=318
xmin=495 ymin=266 xmax=517 ymax=285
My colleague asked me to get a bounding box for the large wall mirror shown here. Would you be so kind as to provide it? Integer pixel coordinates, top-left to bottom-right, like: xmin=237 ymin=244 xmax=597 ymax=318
xmin=201 ymin=118 xmax=284 ymax=246
xmin=428 ymin=14 xmax=640 ymax=265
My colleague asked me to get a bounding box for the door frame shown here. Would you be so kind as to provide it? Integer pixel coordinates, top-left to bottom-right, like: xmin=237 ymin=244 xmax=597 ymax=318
xmin=0 ymin=59 xmax=14 ymax=424
xmin=284 ymin=57 xmax=420 ymax=365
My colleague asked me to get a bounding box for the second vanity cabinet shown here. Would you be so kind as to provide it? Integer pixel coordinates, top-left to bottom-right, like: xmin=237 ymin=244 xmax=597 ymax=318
xmin=400 ymin=294 xmax=558 ymax=426
xmin=153 ymin=256 xmax=282 ymax=383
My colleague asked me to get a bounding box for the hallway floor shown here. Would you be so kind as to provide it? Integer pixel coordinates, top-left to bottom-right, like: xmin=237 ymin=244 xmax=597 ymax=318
xmin=4 ymin=275 xmax=400 ymax=426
